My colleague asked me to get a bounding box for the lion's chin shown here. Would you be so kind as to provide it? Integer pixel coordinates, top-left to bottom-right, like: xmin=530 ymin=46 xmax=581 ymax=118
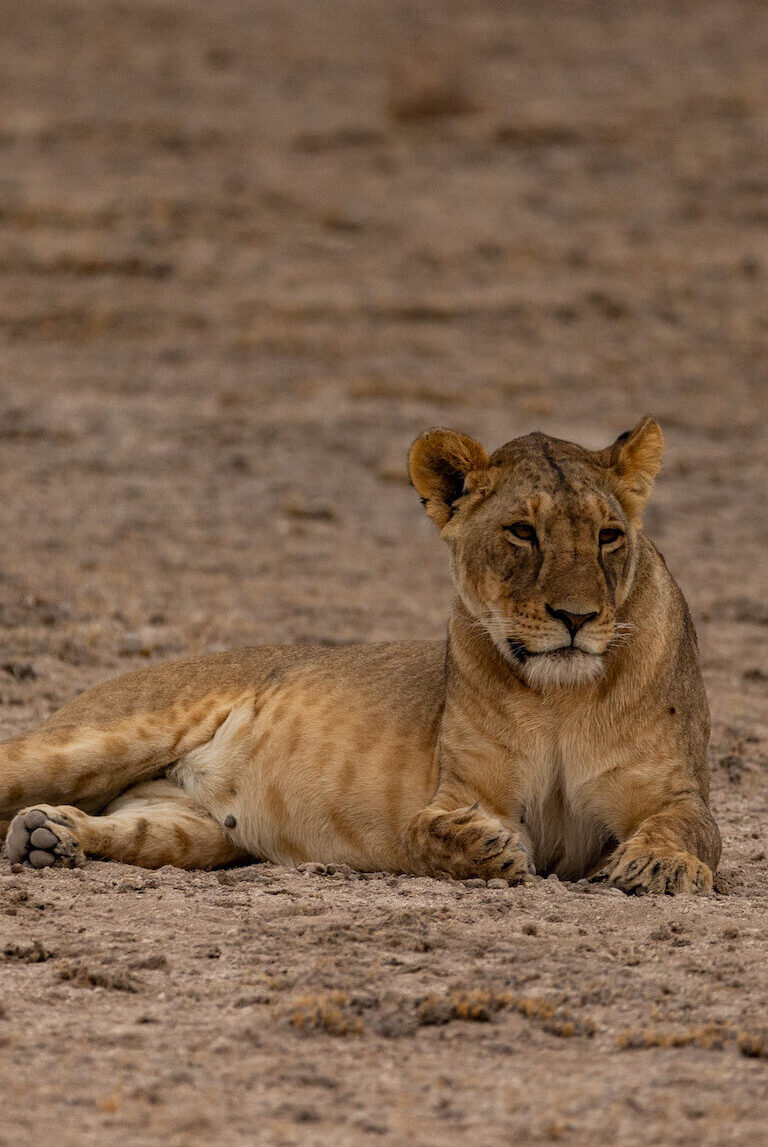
xmin=518 ymin=649 xmax=605 ymax=690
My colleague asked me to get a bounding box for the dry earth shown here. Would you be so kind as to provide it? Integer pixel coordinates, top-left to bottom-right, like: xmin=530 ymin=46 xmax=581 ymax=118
xmin=1 ymin=1 xmax=768 ymax=1143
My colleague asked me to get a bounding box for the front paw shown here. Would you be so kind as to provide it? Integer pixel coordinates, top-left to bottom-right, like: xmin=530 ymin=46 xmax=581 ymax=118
xmin=484 ymin=836 xmax=532 ymax=883
xmin=410 ymin=804 xmax=533 ymax=883
xmin=594 ymin=840 xmax=712 ymax=895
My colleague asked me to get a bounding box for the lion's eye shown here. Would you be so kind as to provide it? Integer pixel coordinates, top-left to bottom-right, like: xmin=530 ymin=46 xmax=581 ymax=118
xmin=599 ymin=527 xmax=624 ymax=546
xmin=505 ymin=522 xmax=537 ymax=542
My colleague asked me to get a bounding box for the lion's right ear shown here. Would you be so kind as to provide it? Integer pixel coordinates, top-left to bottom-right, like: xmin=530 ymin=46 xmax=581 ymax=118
xmin=408 ymin=428 xmax=489 ymax=528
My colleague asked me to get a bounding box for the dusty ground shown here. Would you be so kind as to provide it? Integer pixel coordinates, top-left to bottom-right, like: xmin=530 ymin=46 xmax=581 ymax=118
xmin=1 ymin=0 xmax=768 ymax=1143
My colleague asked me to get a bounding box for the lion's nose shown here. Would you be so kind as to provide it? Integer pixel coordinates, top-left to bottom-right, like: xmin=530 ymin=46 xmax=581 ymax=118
xmin=545 ymin=605 xmax=599 ymax=637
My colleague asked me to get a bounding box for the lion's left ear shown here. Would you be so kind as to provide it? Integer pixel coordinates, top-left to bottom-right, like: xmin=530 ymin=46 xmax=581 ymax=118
xmin=409 ymin=428 xmax=489 ymax=529
xmin=597 ymin=416 xmax=664 ymax=525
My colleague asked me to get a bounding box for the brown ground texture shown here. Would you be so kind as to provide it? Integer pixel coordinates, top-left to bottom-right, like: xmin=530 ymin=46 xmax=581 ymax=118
xmin=1 ymin=1 xmax=768 ymax=1144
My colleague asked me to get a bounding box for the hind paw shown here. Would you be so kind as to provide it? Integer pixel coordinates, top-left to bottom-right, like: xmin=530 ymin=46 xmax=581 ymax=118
xmin=5 ymin=806 xmax=85 ymax=869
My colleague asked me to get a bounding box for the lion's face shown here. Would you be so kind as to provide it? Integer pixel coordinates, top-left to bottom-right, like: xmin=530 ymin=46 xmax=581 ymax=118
xmin=446 ymin=455 xmax=638 ymax=689
xmin=409 ymin=419 xmax=664 ymax=690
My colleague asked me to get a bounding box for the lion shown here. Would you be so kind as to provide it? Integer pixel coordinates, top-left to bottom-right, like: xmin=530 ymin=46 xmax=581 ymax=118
xmin=1 ymin=417 xmax=720 ymax=894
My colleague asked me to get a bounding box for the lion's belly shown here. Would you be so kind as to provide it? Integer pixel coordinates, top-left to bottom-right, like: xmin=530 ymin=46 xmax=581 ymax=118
xmin=238 ymin=737 xmax=437 ymax=871
xmin=174 ymin=662 xmax=442 ymax=871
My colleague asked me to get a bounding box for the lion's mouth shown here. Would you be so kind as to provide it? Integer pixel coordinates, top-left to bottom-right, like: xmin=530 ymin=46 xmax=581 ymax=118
xmin=507 ymin=641 xmax=598 ymax=662
xmin=507 ymin=640 xmax=607 ymax=689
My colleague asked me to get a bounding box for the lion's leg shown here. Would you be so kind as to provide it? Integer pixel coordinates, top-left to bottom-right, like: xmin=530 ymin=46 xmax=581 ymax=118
xmin=5 ymin=780 xmax=248 ymax=870
xmin=0 ymin=692 xmax=253 ymax=821
xmin=405 ymin=797 xmax=533 ymax=882
xmin=595 ymin=797 xmax=721 ymax=895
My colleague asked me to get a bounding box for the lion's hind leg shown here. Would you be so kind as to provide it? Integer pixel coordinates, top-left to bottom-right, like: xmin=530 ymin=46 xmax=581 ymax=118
xmin=0 ymin=689 xmax=254 ymax=823
xmin=6 ymin=779 xmax=247 ymax=870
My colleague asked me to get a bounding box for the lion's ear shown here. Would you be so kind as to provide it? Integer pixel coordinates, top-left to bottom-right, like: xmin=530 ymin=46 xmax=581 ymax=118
xmin=409 ymin=428 xmax=489 ymax=528
xmin=597 ymin=416 xmax=664 ymax=525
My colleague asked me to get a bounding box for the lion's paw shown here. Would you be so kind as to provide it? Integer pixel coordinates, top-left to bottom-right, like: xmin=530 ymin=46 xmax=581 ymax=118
xmin=472 ymin=824 xmax=533 ymax=883
xmin=412 ymin=804 xmax=534 ymax=884
xmin=593 ymin=841 xmax=712 ymax=895
xmin=5 ymin=806 xmax=84 ymax=869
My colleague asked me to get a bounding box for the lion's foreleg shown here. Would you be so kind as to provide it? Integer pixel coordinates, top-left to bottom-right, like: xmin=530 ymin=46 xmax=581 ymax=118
xmin=597 ymin=796 xmax=721 ymax=895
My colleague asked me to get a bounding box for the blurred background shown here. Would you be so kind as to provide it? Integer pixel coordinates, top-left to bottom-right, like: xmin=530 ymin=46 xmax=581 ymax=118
xmin=0 ymin=0 xmax=766 ymax=752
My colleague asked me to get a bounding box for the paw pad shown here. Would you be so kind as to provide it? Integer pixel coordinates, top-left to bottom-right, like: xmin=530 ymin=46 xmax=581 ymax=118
xmin=5 ymin=807 xmax=83 ymax=869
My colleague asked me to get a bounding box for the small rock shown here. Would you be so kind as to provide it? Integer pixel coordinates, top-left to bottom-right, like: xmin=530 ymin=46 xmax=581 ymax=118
xmin=325 ymin=863 xmax=358 ymax=879
xmin=487 ymin=878 xmax=509 ymax=889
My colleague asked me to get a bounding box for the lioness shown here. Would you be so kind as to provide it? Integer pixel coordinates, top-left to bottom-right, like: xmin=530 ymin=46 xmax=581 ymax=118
xmin=1 ymin=417 xmax=720 ymax=894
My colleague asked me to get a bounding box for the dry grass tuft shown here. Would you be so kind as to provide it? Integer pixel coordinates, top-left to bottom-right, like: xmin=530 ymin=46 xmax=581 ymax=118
xmin=2 ymin=939 xmax=55 ymax=963
xmin=417 ymin=989 xmax=594 ymax=1037
xmin=275 ymin=991 xmax=363 ymax=1036
xmin=738 ymin=1030 xmax=768 ymax=1059
xmin=58 ymin=961 xmax=139 ymax=993
xmin=620 ymin=1024 xmax=768 ymax=1058
xmin=618 ymin=1025 xmax=733 ymax=1051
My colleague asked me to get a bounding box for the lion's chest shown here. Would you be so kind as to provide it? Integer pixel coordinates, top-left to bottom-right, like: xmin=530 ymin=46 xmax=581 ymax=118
xmin=511 ymin=716 xmax=615 ymax=880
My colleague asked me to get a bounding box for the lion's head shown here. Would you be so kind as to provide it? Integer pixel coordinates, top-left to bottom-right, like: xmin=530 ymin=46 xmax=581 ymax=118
xmin=409 ymin=417 xmax=664 ymax=690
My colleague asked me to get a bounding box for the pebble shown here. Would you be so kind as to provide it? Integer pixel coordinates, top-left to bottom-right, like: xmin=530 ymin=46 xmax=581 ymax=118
xmin=487 ymin=878 xmax=509 ymax=889
xmin=462 ymin=878 xmax=486 ymax=888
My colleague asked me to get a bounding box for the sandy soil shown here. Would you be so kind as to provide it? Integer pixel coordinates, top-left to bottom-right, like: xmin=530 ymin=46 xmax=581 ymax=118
xmin=1 ymin=1 xmax=768 ymax=1143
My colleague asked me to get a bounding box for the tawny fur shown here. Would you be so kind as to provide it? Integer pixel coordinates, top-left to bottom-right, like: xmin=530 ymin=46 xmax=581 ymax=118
xmin=1 ymin=418 xmax=720 ymax=894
